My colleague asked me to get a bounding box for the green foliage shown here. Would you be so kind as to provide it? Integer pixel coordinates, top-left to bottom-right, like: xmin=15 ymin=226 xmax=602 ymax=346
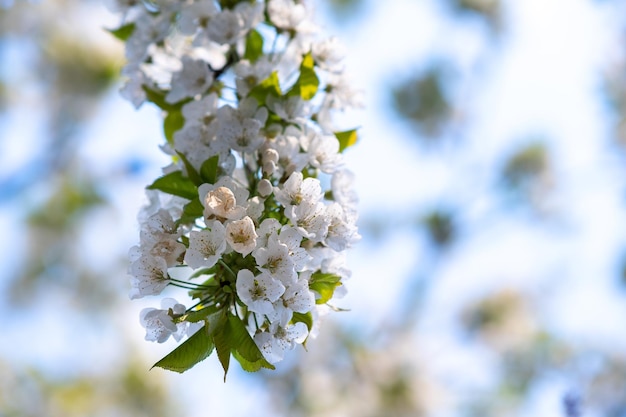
xmin=142 ymin=86 xmax=175 ymax=111
xmin=178 ymin=198 xmax=204 ymax=225
xmin=335 ymin=129 xmax=359 ymax=152
xmin=422 ymin=210 xmax=455 ymax=248
xmin=249 ymin=71 xmax=282 ymax=105
xmin=213 ymin=313 xmax=275 ymax=380
xmin=309 ymin=272 xmax=342 ymax=304
xmin=392 ymin=67 xmax=450 ymax=137
xmin=502 ymin=143 xmax=548 ymax=191
xmin=147 ymin=171 xmax=197 ymax=200
xmin=244 ymin=29 xmax=264 ymax=63
xmin=163 ymin=110 xmax=184 ymax=145
xmin=287 ymin=52 xmax=319 ymax=100
xmin=200 ymin=155 xmax=220 ymax=184
xmin=452 ymin=0 xmax=500 ymax=20
xmin=176 ymin=152 xmax=203 ymax=185
xmin=107 ymin=23 xmax=136 ymax=41
xmin=44 ymin=35 xmax=120 ymax=97
xmin=28 ymin=177 xmax=104 ymax=230
xmin=152 ymin=325 xmax=214 ymax=373
xmin=179 ymin=303 xmax=221 ymax=323
xmin=292 ymin=311 xmax=313 ymax=332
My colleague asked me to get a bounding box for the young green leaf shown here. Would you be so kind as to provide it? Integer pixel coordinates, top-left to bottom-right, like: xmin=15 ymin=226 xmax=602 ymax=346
xmin=249 ymin=71 xmax=282 ymax=105
xmin=176 ymin=151 xmax=202 ymax=185
xmin=147 ymin=171 xmax=198 ymax=200
xmin=309 ymin=272 xmax=342 ymax=304
xmin=292 ymin=311 xmax=313 ymax=332
xmin=142 ymin=86 xmax=176 ymax=111
xmin=287 ymin=52 xmax=319 ymax=100
xmin=335 ymin=129 xmax=358 ymax=153
xmin=164 ymin=110 xmax=185 ymax=146
xmin=200 ymin=155 xmax=220 ymax=184
xmin=151 ymin=325 xmax=214 ymax=373
xmin=179 ymin=304 xmax=222 ymax=323
xmin=212 ymin=314 xmax=231 ymax=381
xmin=107 ymin=23 xmax=135 ymax=41
xmin=227 ymin=315 xmax=275 ymax=372
xmin=189 ymin=267 xmax=217 ymax=280
xmin=178 ymin=198 xmax=204 ymax=226
xmin=244 ymin=29 xmax=264 ymax=63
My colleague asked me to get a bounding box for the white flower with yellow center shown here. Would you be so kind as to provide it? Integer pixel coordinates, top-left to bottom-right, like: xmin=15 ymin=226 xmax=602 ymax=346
xmin=140 ymin=298 xmax=187 ymax=343
xmin=236 ymin=269 xmax=285 ymax=315
xmin=165 ymin=56 xmax=214 ymax=104
xmin=253 ymin=234 xmax=296 ymax=285
xmin=225 ymin=216 xmax=258 ymax=256
xmin=128 ymin=253 xmax=170 ymax=300
xmin=253 ymin=321 xmax=308 ymax=364
xmin=184 ymin=220 xmax=227 ymax=269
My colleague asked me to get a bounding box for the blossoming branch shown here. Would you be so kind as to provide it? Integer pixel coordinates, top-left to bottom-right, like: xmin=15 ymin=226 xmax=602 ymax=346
xmin=110 ymin=0 xmax=361 ymax=377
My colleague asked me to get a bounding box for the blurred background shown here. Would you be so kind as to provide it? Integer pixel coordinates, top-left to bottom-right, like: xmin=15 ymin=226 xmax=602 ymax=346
xmin=2 ymin=0 xmax=626 ymax=416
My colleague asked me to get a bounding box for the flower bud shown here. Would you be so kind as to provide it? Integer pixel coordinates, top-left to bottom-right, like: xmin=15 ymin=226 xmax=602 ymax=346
xmin=258 ymin=179 xmax=273 ymax=197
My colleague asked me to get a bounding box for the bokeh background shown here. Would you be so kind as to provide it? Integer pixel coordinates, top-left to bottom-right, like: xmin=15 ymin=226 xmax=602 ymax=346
xmin=2 ymin=0 xmax=626 ymax=416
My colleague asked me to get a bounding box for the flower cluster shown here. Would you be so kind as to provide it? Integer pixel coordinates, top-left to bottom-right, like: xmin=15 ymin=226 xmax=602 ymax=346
xmin=112 ymin=0 xmax=361 ymax=375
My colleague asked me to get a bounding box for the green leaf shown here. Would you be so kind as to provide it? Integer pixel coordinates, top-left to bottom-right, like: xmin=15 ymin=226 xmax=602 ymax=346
xmin=335 ymin=129 xmax=358 ymax=153
xmin=309 ymin=272 xmax=342 ymax=304
xmin=142 ymin=86 xmax=176 ymax=111
xmin=227 ymin=315 xmax=274 ymax=372
xmin=212 ymin=314 xmax=231 ymax=381
xmin=211 ymin=314 xmax=275 ymax=380
xmin=189 ymin=267 xmax=216 ymax=280
xmin=180 ymin=304 xmax=221 ymax=323
xmin=176 ymin=151 xmax=202 ymax=185
xmin=164 ymin=110 xmax=185 ymax=146
xmin=287 ymin=52 xmax=319 ymax=100
xmin=147 ymin=171 xmax=198 ymax=200
xmin=177 ymin=198 xmax=204 ymax=225
xmin=151 ymin=325 xmax=214 ymax=373
xmin=244 ymin=29 xmax=264 ymax=63
xmin=249 ymin=71 xmax=282 ymax=105
xmin=292 ymin=311 xmax=313 ymax=332
xmin=107 ymin=23 xmax=135 ymax=41
xmin=200 ymin=155 xmax=220 ymax=184
xmin=291 ymin=311 xmax=313 ymax=347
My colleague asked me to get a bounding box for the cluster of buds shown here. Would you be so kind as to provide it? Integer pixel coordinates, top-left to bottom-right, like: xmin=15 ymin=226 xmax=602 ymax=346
xmin=112 ymin=0 xmax=361 ymax=376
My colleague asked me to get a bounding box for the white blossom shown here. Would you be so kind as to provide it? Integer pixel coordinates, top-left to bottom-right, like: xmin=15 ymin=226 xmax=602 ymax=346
xmin=292 ymin=201 xmax=330 ymax=243
xmin=204 ymin=186 xmax=247 ymax=220
xmin=267 ymin=0 xmax=307 ymax=31
xmin=184 ymin=221 xmax=227 ymax=269
xmin=165 ymin=56 xmax=213 ymax=104
xmin=225 ymin=216 xmax=258 ymax=256
xmin=178 ymin=0 xmax=218 ymax=36
xmin=140 ymin=298 xmax=187 ymax=343
xmin=128 ymin=253 xmax=169 ymax=299
xmin=255 ymin=218 xmax=282 ymax=249
xmin=254 ymin=321 xmax=308 ymax=364
xmin=120 ymin=0 xmax=361 ymax=368
xmin=312 ymin=37 xmax=345 ymax=72
xmin=301 ymin=129 xmax=343 ymax=174
xmin=324 ymin=202 xmax=360 ymax=252
xmin=272 ymin=277 xmax=315 ymax=326
xmin=277 ymin=226 xmax=310 ymax=270
xmin=331 ymin=169 xmax=359 ymax=215
xmin=274 ymin=171 xmax=323 ymax=220
xmin=216 ymin=97 xmax=268 ymax=153
xmin=235 ymin=57 xmax=273 ymax=97
xmin=253 ymin=233 xmax=297 ymax=285
xmin=236 ymin=269 xmax=285 ymax=315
